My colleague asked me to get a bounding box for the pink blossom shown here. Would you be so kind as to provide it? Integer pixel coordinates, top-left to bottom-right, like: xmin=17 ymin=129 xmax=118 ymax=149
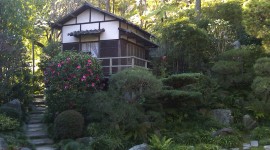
xmin=87 ymin=59 xmax=92 ymax=64
xmin=57 ymin=63 xmax=61 ymax=67
xmin=91 ymin=83 xmax=95 ymax=87
xmin=77 ymin=65 xmax=81 ymax=69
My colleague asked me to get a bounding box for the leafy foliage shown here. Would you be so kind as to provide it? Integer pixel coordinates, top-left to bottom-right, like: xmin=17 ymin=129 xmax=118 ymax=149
xmin=251 ymin=127 xmax=270 ymax=140
xmin=159 ymin=18 xmax=212 ymax=73
xmin=54 ymin=110 xmax=84 ymax=140
xmin=0 ymin=106 xmax=21 ymax=121
xmin=0 ymin=114 xmax=19 ymax=131
xmin=243 ymin=0 xmax=270 ymax=51
xmin=149 ymin=134 xmax=173 ymax=150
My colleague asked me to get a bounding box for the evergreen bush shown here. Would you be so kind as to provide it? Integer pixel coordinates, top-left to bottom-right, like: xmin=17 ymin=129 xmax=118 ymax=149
xmin=109 ymin=67 xmax=162 ymax=103
xmin=54 ymin=110 xmax=84 ymax=139
xmin=0 ymin=106 xmax=21 ymax=121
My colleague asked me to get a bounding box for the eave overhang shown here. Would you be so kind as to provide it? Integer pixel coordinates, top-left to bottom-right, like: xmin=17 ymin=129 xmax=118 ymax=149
xmin=119 ymin=28 xmax=158 ymax=48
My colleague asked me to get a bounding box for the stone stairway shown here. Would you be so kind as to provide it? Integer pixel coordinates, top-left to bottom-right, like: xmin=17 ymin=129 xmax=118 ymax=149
xmin=25 ymin=97 xmax=55 ymax=150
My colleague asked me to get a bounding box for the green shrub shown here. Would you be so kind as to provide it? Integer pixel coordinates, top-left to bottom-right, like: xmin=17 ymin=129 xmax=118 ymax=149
xmin=64 ymin=141 xmax=81 ymax=150
xmin=213 ymin=135 xmax=241 ymax=148
xmin=162 ymin=73 xmax=204 ymax=89
xmin=109 ymin=67 xmax=162 ymax=103
xmin=260 ymin=138 xmax=270 ymax=145
xmin=251 ymin=127 xmax=270 ymax=140
xmin=149 ymin=134 xmax=173 ymax=150
xmin=91 ymin=134 xmax=124 ymax=150
xmin=0 ymin=114 xmax=20 ymax=131
xmin=174 ymin=132 xmax=200 ymax=145
xmin=54 ymin=110 xmax=84 ymax=139
xmin=195 ymin=143 xmax=221 ymax=150
xmin=0 ymin=106 xmax=21 ymax=121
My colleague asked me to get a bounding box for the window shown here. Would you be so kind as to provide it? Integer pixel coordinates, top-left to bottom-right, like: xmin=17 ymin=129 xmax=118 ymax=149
xmin=81 ymin=42 xmax=99 ymax=58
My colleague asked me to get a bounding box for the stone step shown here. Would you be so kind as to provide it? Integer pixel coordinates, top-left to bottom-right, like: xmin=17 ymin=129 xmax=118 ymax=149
xmin=36 ymin=145 xmax=55 ymax=150
xmin=27 ymin=127 xmax=44 ymax=132
xmin=30 ymin=110 xmax=46 ymax=114
xmin=27 ymin=123 xmax=44 ymax=129
xmin=29 ymin=114 xmax=44 ymax=118
xmin=28 ymin=119 xmax=43 ymax=124
xmin=29 ymin=138 xmax=53 ymax=146
xmin=26 ymin=130 xmax=48 ymax=139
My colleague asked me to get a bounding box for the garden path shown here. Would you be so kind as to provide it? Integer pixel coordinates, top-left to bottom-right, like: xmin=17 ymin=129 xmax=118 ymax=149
xmin=25 ymin=97 xmax=55 ymax=150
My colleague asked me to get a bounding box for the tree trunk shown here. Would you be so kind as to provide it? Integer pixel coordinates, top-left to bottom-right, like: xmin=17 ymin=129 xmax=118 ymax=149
xmin=195 ymin=0 xmax=201 ymax=20
xmin=106 ymin=0 xmax=110 ymax=12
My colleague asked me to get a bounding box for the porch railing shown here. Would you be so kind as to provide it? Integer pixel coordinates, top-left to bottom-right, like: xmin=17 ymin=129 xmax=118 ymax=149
xmin=98 ymin=56 xmax=150 ymax=75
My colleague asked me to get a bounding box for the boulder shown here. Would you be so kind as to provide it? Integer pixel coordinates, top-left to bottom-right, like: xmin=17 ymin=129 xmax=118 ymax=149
xmin=129 ymin=143 xmax=148 ymax=150
xmin=2 ymin=99 xmax=22 ymax=113
xmin=243 ymin=114 xmax=257 ymax=130
xmin=212 ymin=128 xmax=234 ymax=137
xmin=210 ymin=109 xmax=233 ymax=126
xmin=0 ymin=137 xmax=7 ymax=150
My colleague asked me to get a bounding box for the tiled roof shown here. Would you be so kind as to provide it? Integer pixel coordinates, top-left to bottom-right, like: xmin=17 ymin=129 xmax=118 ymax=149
xmin=68 ymin=29 xmax=105 ymax=37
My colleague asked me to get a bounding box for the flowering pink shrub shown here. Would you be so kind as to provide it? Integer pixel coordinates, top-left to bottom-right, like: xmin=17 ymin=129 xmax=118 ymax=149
xmin=45 ymin=51 xmax=102 ymax=91
xmin=44 ymin=51 xmax=103 ymax=117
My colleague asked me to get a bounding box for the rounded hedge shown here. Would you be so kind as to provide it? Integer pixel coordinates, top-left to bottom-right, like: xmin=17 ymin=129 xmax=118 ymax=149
xmin=54 ymin=110 xmax=84 ymax=139
xmin=0 ymin=106 xmax=21 ymax=121
xmin=109 ymin=67 xmax=162 ymax=102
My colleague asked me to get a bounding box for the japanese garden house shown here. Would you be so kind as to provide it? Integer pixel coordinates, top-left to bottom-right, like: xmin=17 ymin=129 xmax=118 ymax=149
xmin=52 ymin=2 xmax=158 ymax=75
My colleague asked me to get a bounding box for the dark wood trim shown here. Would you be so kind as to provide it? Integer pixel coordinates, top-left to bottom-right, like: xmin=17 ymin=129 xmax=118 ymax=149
xmin=79 ymin=24 xmax=82 ymax=50
xmin=62 ymin=20 xmax=118 ymax=27
xmin=61 ymin=42 xmax=80 ymax=44
xmin=98 ymin=22 xmax=101 ymax=41
xmin=89 ymin=8 xmax=91 ymax=22
xmin=118 ymin=21 xmax=120 ymax=39
xmin=121 ymin=38 xmax=145 ymax=49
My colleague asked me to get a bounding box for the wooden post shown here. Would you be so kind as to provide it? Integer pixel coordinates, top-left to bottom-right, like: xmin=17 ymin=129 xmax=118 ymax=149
xmin=109 ymin=58 xmax=112 ymax=75
xmin=131 ymin=57 xmax=134 ymax=68
xmin=144 ymin=61 xmax=147 ymax=68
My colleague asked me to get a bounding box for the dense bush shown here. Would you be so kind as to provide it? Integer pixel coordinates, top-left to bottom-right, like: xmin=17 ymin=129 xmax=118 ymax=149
xmin=162 ymin=73 xmax=204 ymax=89
xmin=91 ymin=134 xmax=124 ymax=150
xmin=212 ymin=45 xmax=262 ymax=89
xmin=252 ymin=57 xmax=270 ymax=102
xmin=251 ymin=127 xmax=270 ymax=140
xmin=45 ymin=51 xmax=103 ymax=117
xmin=0 ymin=114 xmax=19 ymax=131
xmin=213 ymin=135 xmax=241 ymax=148
xmin=0 ymin=106 xmax=21 ymax=121
xmin=109 ymin=67 xmax=162 ymax=103
xmin=148 ymin=134 xmax=173 ymax=150
xmin=54 ymin=110 xmax=84 ymax=139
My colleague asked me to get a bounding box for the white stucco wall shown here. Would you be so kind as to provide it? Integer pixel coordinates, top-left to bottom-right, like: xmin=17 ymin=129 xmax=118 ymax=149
xmin=81 ymin=36 xmax=99 ymax=42
xmin=62 ymin=25 xmax=80 ymax=43
xmin=77 ymin=9 xmax=90 ymax=23
xmin=81 ymin=23 xmax=99 ymax=30
xmin=91 ymin=9 xmax=104 ymax=22
xmin=64 ymin=18 xmax=76 ymax=25
xmin=100 ymin=21 xmax=119 ymax=40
